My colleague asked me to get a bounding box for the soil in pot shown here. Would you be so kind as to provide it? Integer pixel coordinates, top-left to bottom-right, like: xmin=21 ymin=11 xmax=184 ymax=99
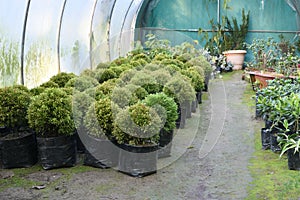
xmin=0 ymin=131 xmax=37 ymax=169
xmin=37 ymin=134 xmax=77 ymax=170
xmin=118 ymin=144 xmax=158 ymax=177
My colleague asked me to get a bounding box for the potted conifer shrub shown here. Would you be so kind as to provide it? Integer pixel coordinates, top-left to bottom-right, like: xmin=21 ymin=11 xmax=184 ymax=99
xmin=222 ymin=9 xmax=250 ymax=70
xmin=163 ymin=74 xmax=195 ymax=129
xmin=0 ymin=85 xmax=37 ymax=169
xmin=143 ymin=93 xmax=178 ymax=158
xmin=112 ymin=102 xmax=162 ymax=177
xmin=83 ymin=97 xmax=120 ymax=168
xmin=27 ymin=88 xmax=77 ymax=170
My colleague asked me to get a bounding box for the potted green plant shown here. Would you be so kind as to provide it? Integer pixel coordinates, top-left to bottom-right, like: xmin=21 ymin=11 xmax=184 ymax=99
xmin=112 ymin=102 xmax=163 ymax=177
xmin=27 ymin=88 xmax=77 ymax=170
xmin=83 ymin=97 xmax=120 ymax=168
xmin=143 ymin=93 xmax=178 ymax=158
xmin=163 ymin=74 xmax=195 ymax=129
xmin=246 ymin=37 xmax=284 ymax=89
xmin=222 ymin=9 xmax=250 ymax=70
xmin=187 ymin=56 xmax=212 ymax=92
xmin=0 ymin=85 xmax=37 ymax=169
xmin=72 ymin=90 xmax=95 ymax=153
xmin=49 ymin=72 xmax=77 ymax=87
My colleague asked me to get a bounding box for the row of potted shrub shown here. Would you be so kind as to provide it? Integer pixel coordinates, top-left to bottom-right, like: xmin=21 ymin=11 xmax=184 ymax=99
xmin=256 ymin=77 xmax=300 ymax=170
xmin=0 ymin=38 xmax=213 ymax=177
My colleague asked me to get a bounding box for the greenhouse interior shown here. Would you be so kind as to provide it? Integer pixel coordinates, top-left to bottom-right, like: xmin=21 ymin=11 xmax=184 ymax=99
xmin=1 ymin=0 xmax=300 ymax=199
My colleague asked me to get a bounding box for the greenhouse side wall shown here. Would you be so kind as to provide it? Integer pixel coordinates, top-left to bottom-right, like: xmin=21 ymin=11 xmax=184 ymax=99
xmin=0 ymin=0 xmax=298 ymax=88
xmin=136 ymin=0 xmax=298 ymax=61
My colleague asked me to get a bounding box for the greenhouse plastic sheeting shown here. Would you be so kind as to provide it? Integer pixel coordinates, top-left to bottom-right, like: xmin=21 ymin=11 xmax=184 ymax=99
xmin=0 ymin=0 xmax=298 ymax=88
xmin=0 ymin=0 xmax=143 ymax=88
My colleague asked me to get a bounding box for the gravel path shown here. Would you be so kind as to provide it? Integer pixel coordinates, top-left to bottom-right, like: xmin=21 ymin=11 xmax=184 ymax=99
xmin=0 ymin=72 xmax=256 ymax=200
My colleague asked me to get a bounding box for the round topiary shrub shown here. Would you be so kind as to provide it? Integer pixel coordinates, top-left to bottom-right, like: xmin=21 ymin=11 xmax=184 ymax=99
xmin=181 ymin=68 xmax=204 ymax=92
xmin=0 ymin=85 xmax=31 ymax=131
xmin=94 ymin=68 xmax=117 ymax=84
xmin=163 ymin=74 xmax=195 ymax=104
xmin=143 ymin=92 xmax=178 ymax=132
xmin=112 ymin=102 xmax=162 ymax=146
xmin=84 ymin=97 xmax=115 ymax=139
xmin=39 ymin=81 xmax=59 ymax=89
xmin=27 ymin=88 xmax=75 ymax=137
xmin=49 ymin=72 xmax=77 ymax=88
xmin=65 ymin=75 xmax=99 ymax=92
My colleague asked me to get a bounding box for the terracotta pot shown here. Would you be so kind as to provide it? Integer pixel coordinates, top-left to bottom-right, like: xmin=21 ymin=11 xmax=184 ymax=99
xmin=223 ymin=50 xmax=247 ymax=70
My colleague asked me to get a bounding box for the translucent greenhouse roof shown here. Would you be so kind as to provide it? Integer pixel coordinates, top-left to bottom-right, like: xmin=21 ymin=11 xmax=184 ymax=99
xmin=0 ymin=0 xmax=145 ymax=88
xmin=0 ymin=0 xmax=298 ymax=88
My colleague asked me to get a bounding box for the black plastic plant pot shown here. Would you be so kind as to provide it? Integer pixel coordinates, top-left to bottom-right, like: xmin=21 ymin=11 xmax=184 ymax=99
xmin=118 ymin=143 xmax=158 ymax=177
xmin=255 ymin=92 xmax=262 ymax=119
xmin=75 ymin=130 xmax=86 ymax=154
xmin=270 ymin=132 xmax=281 ymax=153
xmin=191 ymin=100 xmax=197 ymax=113
xmin=264 ymin=120 xmax=273 ymax=130
xmin=287 ymin=149 xmax=300 ymax=170
xmin=204 ymin=77 xmax=209 ymax=92
xmin=83 ymin=135 xmax=120 ymax=169
xmin=261 ymin=128 xmax=270 ymax=150
xmin=176 ymin=105 xmax=186 ymax=129
xmin=37 ymin=134 xmax=77 ymax=170
xmin=158 ymin=129 xmax=174 ymax=158
xmin=196 ymin=91 xmax=202 ymax=104
xmin=185 ymin=101 xmax=192 ymax=119
xmin=0 ymin=132 xmax=38 ymax=169
xmin=0 ymin=126 xmax=9 ymax=138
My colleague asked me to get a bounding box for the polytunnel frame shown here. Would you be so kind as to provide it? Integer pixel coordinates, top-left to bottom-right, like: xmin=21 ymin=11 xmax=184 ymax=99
xmin=18 ymin=0 xmax=149 ymax=86
xmin=20 ymin=0 xmax=31 ymax=85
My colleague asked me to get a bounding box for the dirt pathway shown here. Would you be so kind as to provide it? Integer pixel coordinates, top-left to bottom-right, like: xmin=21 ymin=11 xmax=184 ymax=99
xmin=0 ymin=72 xmax=256 ymax=200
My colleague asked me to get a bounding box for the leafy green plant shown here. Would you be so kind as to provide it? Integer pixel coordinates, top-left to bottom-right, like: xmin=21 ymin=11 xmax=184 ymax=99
xmin=0 ymin=85 xmax=31 ymax=131
xmin=94 ymin=68 xmax=117 ymax=84
xmin=130 ymin=71 xmax=161 ymax=94
xmin=223 ymin=9 xmax=250 ymax=50
xmin=112 ymin=102 xmax=162 ymax=146
xmin=245 ymin=37 xmax=282 ymax=71
xmin=181 ymin=68 xmax=204 ymax=92
xmin=65 ymin=75 xmax=99 ymax=92
xmin=163 ymin=74 xmax=195 ymax=104
xmin=84 ymin=97 xmax=115 ymax=139
xmin=49 ymin=72 xmax=77 ymax=88
xmin=27 ymin=88 xmax=75 ymax=137
xmin=143 ymin=93 xmax=178 ymax=132
xmin=72 ymin=91 xmax=94 ymax=132
xmin=278 ymin=131 xmax=300 ymax=158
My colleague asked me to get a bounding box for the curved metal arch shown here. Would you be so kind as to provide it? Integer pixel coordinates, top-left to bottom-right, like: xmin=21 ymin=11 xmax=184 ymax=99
xmin=20 ymin=0 xmax=31 ymax=85
xmin=107 ymin=0 xmax=118 ymax=61
xmin=57 ymin=0 xmax=67 ymax=74
xmin=117 ymin=0 xmax=135 ymax=57
xmin=89 ymin=0 xmax=98 ymax=70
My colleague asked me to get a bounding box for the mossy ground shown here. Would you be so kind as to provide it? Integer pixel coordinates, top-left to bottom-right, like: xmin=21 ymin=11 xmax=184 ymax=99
xmin=1 ymin=71 xmax=300 ymax=199
xmin=240 ymin=71 xmax=300 ymax=200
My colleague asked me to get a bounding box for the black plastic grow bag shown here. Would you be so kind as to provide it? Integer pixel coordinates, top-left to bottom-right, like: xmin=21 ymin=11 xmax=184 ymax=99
xmin=261 ymin=128 xmax=270 ymax=150
xmin=83 ymin=135 xmax=119 ymax=168
xmin=37 ymin=135 xmax=77 ymax=170
xmin=158 ymin=129 xmax=174 ymax=158
xmin=118 ymin=144 xmax=158 ymax=177
xmin=0 ymin=132 xmax=37 ymax=169
xmin=287 ymin=149 xmax=300 ymax=170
